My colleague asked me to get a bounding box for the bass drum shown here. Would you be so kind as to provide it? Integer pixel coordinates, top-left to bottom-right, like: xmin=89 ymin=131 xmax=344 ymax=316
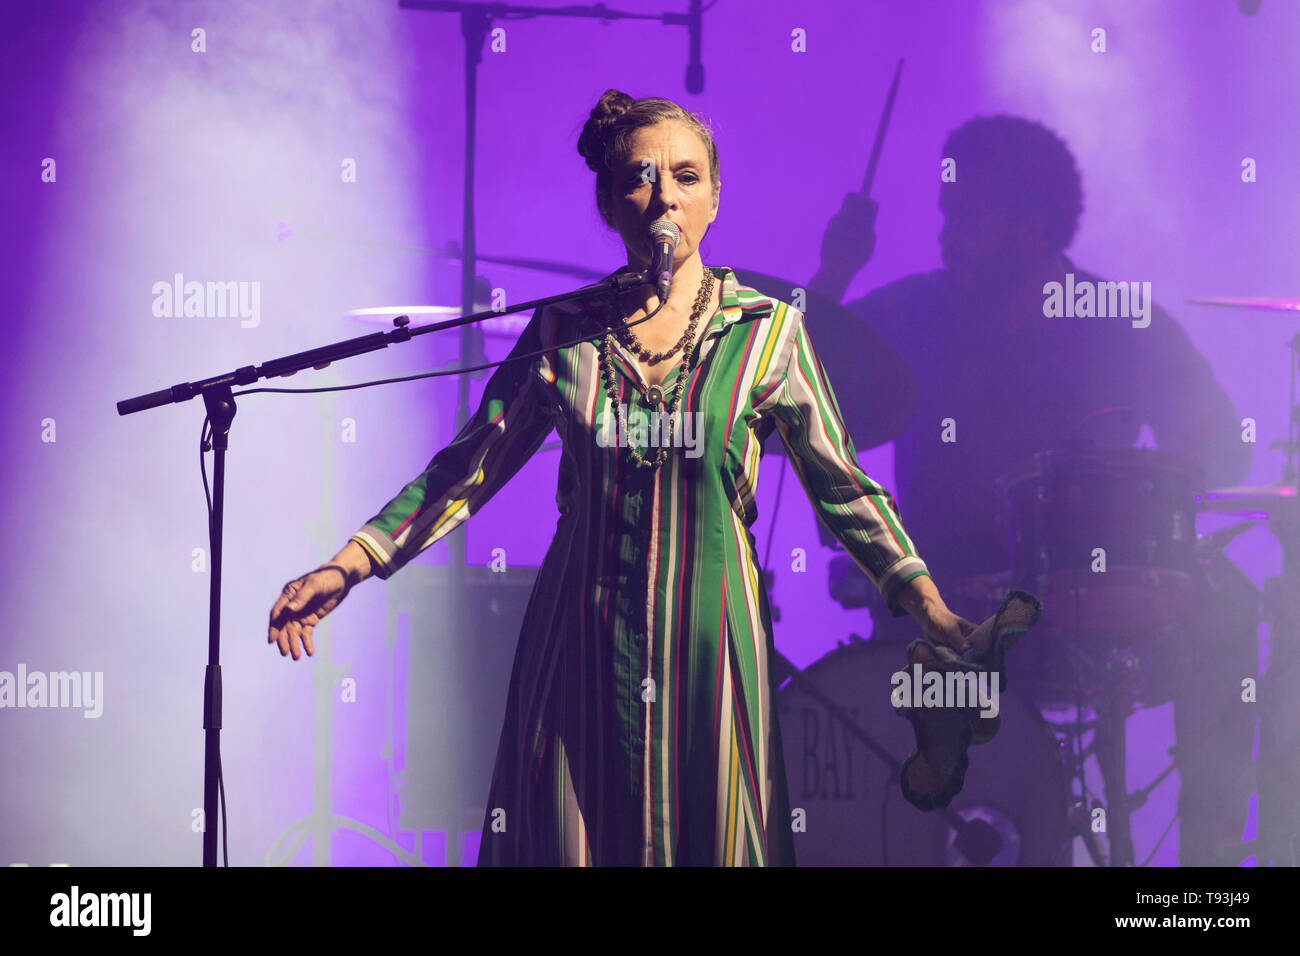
xmin=778 ymin=638 xmax=1069 ymax=866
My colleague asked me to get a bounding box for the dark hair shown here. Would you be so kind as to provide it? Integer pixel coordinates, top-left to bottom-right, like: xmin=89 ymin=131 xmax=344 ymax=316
xmin=941 ymin=114 xmax=1084 ymax=251
xmin=577 ymin=89 xmax=720 ymax=229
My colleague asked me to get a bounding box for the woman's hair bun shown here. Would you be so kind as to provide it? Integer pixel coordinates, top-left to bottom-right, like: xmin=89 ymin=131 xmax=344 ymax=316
xmin=577 ymin=89 xmax=636 ymax=173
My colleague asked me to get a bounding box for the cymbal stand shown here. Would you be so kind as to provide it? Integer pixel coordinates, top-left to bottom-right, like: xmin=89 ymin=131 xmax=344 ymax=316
xmin=1259 ymin=332 xmax=1300 ymax=864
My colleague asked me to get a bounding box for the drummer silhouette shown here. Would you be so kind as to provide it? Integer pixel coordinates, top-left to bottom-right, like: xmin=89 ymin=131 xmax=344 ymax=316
xmin=812 ymin=114 xmax=1257 ymax=867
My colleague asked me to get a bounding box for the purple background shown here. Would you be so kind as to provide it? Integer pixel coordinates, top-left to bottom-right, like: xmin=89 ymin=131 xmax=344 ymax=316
xmin=1 ymin=0 xmax=1295 ymax=866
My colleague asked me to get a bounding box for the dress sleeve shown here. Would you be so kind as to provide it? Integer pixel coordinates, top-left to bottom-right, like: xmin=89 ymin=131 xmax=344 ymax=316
xmin=349 ymin=306 xmax=557 ymax=580
xmin=768 ymin=307 xmax=930 ymax=617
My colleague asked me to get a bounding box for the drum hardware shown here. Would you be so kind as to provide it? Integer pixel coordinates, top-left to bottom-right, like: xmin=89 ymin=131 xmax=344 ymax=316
xmin=1091 ymin=662 xmax=1141 ymax=867
xmin=1052 ymin=627 xmax=1268 ymax=870
xmin=1183 ymin=313 xmax=1300 ymax=865
xmin=1045 ymin=676 xmax=1183 ymax=868
xmin=1067 ymin=799 xmax=1110 ymax=867
xmin=944 ymin=806 xmax=1020 ymax=867
xmin=991 ymin=440 xmax=1248 ymax=865
xmin=1196 ymin=518 xmax=1261 ymax=554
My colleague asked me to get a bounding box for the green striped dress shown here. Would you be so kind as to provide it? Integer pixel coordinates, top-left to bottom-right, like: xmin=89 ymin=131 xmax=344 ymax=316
xmin=350 ymin=265 xmax=931 ymax=865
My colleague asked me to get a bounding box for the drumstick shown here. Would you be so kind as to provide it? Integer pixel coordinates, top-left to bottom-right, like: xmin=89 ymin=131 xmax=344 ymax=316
xmin=860 ymin=58 xmax=904 ymax=197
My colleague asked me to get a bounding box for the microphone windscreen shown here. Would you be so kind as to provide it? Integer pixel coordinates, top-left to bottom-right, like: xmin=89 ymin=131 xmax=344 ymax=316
xmin=650 ymin=219 xmax=680 ymax=245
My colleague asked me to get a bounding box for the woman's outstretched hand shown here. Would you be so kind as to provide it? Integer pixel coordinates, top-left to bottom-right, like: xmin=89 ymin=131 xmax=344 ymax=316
xmin=920 ymin=607 xmax=978 ymax=656
xmin=268 ymin=565 xmax=352 ymax=660
xmin=894 ymin=573 xmax=979 ymax=655
xmin=269 ymin=541 xmax=375 ymax=659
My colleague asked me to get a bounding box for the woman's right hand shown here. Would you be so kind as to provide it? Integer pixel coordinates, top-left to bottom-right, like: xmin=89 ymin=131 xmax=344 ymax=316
xmin=267 ymin=565 xmax=353 ymax=660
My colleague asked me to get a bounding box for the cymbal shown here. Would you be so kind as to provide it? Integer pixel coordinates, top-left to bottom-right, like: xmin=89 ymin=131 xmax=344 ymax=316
xmin=1197 ymin=481 xmax=1298 ymax=513
xmin=732 ymin=270 xmax=918 ymax=452
xmin=1188 ymin=296 xmax=1300 ymax=313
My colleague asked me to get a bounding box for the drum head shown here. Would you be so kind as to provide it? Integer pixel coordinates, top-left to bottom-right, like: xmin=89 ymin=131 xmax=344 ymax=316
xmin=778 ymin=640 xmax=1068 ymax=865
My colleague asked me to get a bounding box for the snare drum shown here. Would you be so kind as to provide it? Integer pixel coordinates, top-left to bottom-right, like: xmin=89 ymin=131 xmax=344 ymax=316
xmin=1002 ymin=446 xmax=1200 ymax=629
xmin=998 ymin=445 xmax=1203 ymax=706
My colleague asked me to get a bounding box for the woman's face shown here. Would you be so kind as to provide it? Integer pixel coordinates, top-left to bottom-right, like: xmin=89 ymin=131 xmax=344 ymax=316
xmin=607 ymin=120 xmax=719 ymax=271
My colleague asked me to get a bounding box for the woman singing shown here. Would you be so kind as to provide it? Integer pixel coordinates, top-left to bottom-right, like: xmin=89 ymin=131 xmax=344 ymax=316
xmin=267 ymin=89 xmax=976 ymax=866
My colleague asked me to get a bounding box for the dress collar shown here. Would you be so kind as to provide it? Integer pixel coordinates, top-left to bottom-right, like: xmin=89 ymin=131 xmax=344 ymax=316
xmin=594 ymin=264 xmax=775 ymax=338
xmin=586 ymin=265 xmax=777 ymax=393
xmin=712 ymin=265 xmax=776 ymax=330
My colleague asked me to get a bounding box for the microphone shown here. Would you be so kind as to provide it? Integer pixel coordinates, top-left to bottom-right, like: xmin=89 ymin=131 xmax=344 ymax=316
xmin=649 ymin=218 xmax=681 ymax=302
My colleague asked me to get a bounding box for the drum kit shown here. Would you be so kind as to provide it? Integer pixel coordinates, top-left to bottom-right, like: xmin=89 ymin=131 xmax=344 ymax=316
xmin=330 ymin=231 xmax=1297 ymax=866
xmin=781 ymin=295 xmax=1300 ymax=867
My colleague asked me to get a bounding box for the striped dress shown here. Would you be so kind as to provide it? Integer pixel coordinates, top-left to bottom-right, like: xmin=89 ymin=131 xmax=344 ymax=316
xmin=350 ymin=265 xmax=931 ymax=866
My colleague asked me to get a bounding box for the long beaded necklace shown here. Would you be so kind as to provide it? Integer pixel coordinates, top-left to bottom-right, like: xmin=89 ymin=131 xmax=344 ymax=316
xmin=599 ymin=268 xmax=716 ymax=469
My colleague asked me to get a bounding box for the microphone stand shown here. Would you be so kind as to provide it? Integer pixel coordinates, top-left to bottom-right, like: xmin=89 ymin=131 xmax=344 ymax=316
xmin=116 ymin=270 xmax=646 ymax=866
xmin=126 ymin=0 xmax=708 ymax=869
